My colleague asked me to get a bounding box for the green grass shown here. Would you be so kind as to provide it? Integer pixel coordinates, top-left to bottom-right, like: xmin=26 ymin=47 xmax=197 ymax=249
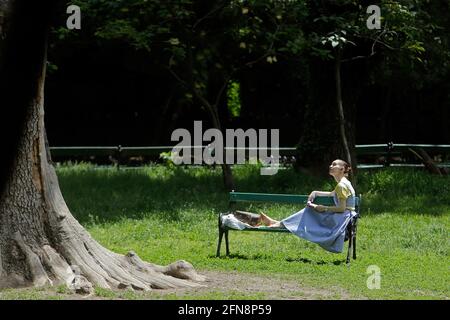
xmin=0 ymin=287 xmax=64 ymax=300
xmin=2 ymin=164 xmax=449 ymax=300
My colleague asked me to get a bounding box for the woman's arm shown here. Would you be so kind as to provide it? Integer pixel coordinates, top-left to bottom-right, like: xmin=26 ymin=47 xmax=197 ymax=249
xmin=314 ymin=191 xmax=333 ymax=197
xmin=310 ymin=198 xmax=346 ymax=213
xmin=308 ymin=190 xmax=333 ymax=201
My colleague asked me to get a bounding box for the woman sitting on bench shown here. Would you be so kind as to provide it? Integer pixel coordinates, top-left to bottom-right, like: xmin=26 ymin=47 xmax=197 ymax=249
xmin=260 ymin=159 xmax=356 ymax=253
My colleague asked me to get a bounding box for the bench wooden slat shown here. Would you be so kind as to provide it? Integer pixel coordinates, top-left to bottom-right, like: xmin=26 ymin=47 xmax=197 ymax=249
xmin=230 ymin=192 xmax=360 ymax=208
xmin=238 ymin=226 xmax=290 ymax=233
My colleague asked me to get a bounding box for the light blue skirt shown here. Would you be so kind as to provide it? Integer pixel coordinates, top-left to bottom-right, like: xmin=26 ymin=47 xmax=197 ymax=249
xmin=281 ymin=198 xmax=356 ymax=253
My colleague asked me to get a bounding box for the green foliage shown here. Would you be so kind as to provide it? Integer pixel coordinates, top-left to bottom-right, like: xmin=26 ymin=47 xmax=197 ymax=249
xmin=306 ymin=0 xmax=432 ymax=62
xmin=159 ymin=151 xmax=177 ymax=168
xmin=54 ymin=0 xmax=310 ymax=98
xmin=50 ymin=0 xmax=450 ymax=93
xmin=47 ymin=1 xmax=450 ymax=175
xmin=227 ymin=81 xmax=241 ymax=117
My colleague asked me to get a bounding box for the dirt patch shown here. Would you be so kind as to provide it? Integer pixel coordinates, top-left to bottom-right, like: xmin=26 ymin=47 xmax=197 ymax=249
xmin=149 ymin=270 xmax=355 ymax=300
xmin=0 ymin=270 xmax=357 ymax=300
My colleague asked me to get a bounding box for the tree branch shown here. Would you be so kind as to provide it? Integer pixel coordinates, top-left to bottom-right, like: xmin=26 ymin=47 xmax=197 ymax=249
xmin=243 ymin=24 xmax=280 ymax=68
xmin=341 ymin=28 xmax=391 ymax=63
xmin=192 ymin=1 xmax=227 ymax=31
xmin=214 ymin=73 xmax=232 ymax=108
xmin=165 ymin=65 xmax=189 ymax=90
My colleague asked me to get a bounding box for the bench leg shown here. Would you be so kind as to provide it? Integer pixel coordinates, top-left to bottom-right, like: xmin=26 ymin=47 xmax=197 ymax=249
xmin=346 ymin=233 xmax=352 ymax=265
xmin=216 ymin=228 xmax=224 ymax=257
xmin=225 ymin=230 xmax=230 ymax=256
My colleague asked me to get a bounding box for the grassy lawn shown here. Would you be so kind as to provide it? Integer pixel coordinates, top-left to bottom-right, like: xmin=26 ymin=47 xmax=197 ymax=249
xmin=1 ymin=164 xmax=448 ymax=299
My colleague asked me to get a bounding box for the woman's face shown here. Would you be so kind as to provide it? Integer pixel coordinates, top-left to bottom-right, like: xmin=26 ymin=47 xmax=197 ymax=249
xmin=329 ymin=160 xmax=344 ymax=176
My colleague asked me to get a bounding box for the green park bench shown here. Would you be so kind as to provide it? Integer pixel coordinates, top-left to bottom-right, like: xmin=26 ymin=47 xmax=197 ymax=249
xmin=217 ymin=192 xmax=362 ymax=264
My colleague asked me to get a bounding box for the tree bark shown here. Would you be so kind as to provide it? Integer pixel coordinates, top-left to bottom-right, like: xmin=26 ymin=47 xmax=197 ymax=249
xmin=185 ymin=37 xmax=235 ymax=191
xmin=296 ymin=52 xmax=357 ymax=177
xmin=379 ymin=83 xmax=392 ymax=141
xmin=409 ymin=148 xmax=445 ymax=176
xmin=335 ymin=48 xmax=353 ymax=172
xmin=194 ymin=87 xmax=236 ymax=191
xmin=0 ymin=0 xmax=205 ymax=292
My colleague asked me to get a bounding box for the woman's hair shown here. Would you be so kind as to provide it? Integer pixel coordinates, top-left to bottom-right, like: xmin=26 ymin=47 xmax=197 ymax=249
xmin=337 ymin=159 xmax=352 ymax=177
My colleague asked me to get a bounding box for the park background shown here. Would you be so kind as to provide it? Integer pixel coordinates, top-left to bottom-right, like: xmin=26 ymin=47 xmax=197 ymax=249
xmin=46 ymin=1 xmax=449 ymax=153
xmin=0 ymin=0 xmax=449 ymax=300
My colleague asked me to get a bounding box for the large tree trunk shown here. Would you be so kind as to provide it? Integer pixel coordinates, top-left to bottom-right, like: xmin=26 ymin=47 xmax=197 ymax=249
xmin=0 ymin=0 xmax=204 ymax=292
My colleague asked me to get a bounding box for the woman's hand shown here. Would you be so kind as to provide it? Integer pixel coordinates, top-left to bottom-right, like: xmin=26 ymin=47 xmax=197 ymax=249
xmin=314 ymin=205 xmax=327 ymax=213
xmin=307 ymin=202 xmax=326 ymax=212
xmin=308 ymin=191 xmax=316 ymax=202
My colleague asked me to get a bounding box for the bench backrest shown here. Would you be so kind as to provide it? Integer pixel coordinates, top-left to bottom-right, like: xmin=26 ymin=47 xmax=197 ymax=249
xmin=229 ymin=192 xmax=361 ymax=215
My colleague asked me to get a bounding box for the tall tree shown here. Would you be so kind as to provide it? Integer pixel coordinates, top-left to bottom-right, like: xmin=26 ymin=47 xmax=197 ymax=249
xmin=0 ymin=0 xmax=204 ymax=291
xmin=64 ymin=0 xmax=308 ymax=189
xmin=296 ymin=0 xmax=438 ymax=174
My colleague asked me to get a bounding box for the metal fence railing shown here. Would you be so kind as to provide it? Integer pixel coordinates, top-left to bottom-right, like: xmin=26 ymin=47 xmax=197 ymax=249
xmin=49 ymin=143 xmax=450 ymax=169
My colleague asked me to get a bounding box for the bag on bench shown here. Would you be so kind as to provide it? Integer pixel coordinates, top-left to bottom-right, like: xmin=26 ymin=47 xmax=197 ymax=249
xmin=233 ymin=210 xmax=262 ymax=227
xmin=220 ymin=211 xmax=261 ymax=230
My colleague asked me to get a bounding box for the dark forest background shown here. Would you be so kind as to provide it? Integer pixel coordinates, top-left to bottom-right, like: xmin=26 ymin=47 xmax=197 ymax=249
xmin=44 ymin=0 xmax=450 ymax=169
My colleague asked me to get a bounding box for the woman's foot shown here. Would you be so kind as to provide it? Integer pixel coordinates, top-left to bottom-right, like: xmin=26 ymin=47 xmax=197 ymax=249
xmin=267 ymin=221 xmax=282 ymax=228
xmin=259 ymin=212 xmax=271 ymax=226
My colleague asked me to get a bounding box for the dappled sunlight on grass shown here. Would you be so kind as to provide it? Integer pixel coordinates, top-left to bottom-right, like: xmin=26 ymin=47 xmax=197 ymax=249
xmin=54 ymin=164 xmax=449 ymax=299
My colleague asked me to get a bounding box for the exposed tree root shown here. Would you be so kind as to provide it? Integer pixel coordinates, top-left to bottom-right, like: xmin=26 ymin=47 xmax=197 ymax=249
xmin=0 ymin=0 xmax=207 ymax=294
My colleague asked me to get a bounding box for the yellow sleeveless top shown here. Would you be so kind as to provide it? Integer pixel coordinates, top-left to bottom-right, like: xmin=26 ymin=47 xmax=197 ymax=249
xmin=334 ymin=177 xmax=356 ymax=210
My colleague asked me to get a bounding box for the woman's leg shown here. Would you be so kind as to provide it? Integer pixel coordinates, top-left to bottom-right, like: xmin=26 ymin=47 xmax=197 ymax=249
xmin=268 ymin=221 xmax=283 ymax=228
xmin=260 ymin=212 xmax=281 ymax=227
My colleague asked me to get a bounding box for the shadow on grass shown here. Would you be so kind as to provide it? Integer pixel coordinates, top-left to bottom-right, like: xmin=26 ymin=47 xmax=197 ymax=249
xmin=210 ymin=253 xmax=272 ymax=260
xmin=57 ymin=166 xmax=226 ymax=224
xmin=360 ymin=193 xmax=448 ymax=216
xmin=56 ymin=165 xmax=324 ymax=225
xmin=211 ymin=253 xmax=346 ymax=265
xmin=357 ymin=167 xmax=449 ymax=216
xmin=56 ymin=165 xmax=449 ymax=226
xmin=285 ymin=257 xmax=346 ymax=266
